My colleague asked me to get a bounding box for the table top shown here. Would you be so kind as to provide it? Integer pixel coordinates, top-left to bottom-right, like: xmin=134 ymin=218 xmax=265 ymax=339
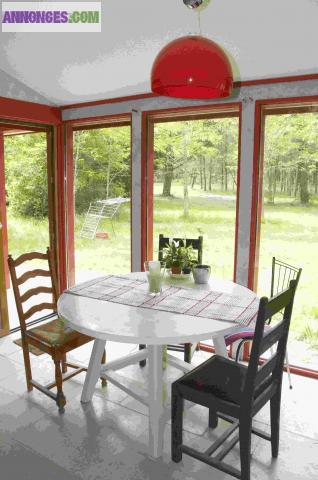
xmin=57 ymin=273 xmax=256 ymax=345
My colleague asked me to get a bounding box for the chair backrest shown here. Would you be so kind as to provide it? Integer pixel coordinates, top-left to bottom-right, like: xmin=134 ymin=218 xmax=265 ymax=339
xmin=271 ymin=257 xmax=302 ymax=297
xmin=242 ymin=279 xmax=297 ymax=407
xmin=8 ymin=248 xmax=58 ymax=332
xmin=158 ymin=234 xmax=203 ymax=264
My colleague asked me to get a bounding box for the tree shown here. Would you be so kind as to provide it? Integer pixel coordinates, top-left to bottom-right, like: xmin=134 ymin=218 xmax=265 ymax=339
xmin=4 ymin=132 xmax=48 ymax=217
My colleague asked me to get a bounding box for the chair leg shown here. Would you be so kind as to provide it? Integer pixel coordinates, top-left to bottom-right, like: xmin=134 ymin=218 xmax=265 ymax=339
xmin=100 ymin=349 xmax=107 ymax=387
xmin=171 ymin=385 xmax=184 ymax=463
xmin=208 ymin=408 xmax=218 ymax=429
xmin=184 ymin=343 xmax=192 ymax=363
xmin=285 ymin=350 xmax=293 ymax=390
xmin=139 ymin=344 xmax=146 ymax=367
xmin=21 ymin=336 xmax=33 ymax=391
xmin=239 ymin=417 xmax=252 ymax=480
xmin=54 ymin=359 xmax=66 ymax=414
xmin=62 ymin=354 xmax=67 ymax=374
xmin=270 ymin=388 xmax=282 ymax=458
xmin=235 ymin=339 xmax=249 ymax=363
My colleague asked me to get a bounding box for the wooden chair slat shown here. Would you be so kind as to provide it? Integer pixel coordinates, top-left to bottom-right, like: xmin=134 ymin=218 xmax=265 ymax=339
xmin=17 ymin=269 xmax=51 ymax=285
xmin=255 ymin=353 xmax=278 ymax=387
xmin=259 ymin=322 xmax=285 ymax=356
xmin=13 ymin=251 xmax=48 ymax=267
xmin=7 ymin=248 xmax=107 ymax=412
xmin=23 ymin=302 xmax=56 ymax=321
xmin=264 ymin=287 xmax=295 ymax=320
xmin=20 ymin=286 xmax=53 ymax=303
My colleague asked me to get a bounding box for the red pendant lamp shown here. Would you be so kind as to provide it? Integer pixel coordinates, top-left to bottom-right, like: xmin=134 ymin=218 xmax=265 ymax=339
xmin=151 ymin=35 xmax=233 ymax=99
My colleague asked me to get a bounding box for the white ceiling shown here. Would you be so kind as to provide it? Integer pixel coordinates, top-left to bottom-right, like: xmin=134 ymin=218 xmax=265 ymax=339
xmin=1 ymin=0 xmax=318 ymax=106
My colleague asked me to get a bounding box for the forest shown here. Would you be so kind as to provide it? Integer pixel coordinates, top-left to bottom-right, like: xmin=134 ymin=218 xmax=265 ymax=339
xmin=4 ymin=113 xmax=318 ymax=218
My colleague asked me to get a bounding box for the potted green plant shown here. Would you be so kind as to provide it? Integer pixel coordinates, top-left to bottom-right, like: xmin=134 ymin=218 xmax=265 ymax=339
xmin=162 ymin=240 xmax=196 ymax=275
xmin=181 ymin=244 xmax=197 ymax=274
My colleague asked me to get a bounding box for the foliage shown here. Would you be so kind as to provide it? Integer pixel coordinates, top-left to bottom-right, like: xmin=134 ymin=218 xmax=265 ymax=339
xmin=264 ymin=113 xmax=318 ymax=205
xmin=74 ymin=127 xmax=130 ymax=213
xmin=4 ymin=133 xmax=48 ymax=217
xmin=162 ymin=239 xmax=196 ymax=270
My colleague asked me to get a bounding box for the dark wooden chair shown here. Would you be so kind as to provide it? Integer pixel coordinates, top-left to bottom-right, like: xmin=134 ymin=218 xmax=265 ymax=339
xmin=171 ymin=279 xmax=297 ymax=480
xmin=8 ymin=248 xmax=106 ymax=413
xmin=224 ymin=258 xmax=301 ymax=389
xmin=139 ymin=234 xmax=203 ymax=367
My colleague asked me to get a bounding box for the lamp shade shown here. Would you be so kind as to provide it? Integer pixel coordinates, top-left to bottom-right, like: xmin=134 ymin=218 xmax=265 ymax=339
xmin=151 ymin=35 xmax=233 ymax=99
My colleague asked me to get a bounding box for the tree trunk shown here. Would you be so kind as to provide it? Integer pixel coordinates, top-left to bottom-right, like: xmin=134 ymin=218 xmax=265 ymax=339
xmin=183 ymin=181 xmax=189 ymax=217
xmin=268 ymin=166 xmax=275 ymax=204
xmin=191 ymin=173 xmax=196 ymax=188
xmin=106 ymin=159 xmax=111 ymax=198
xmin=203 ymin=157 xmax=207 ymax=191
xmin=299 ymin=164 xmax=310 ymax=204
xmin=208 ymin=158 xmax=213 ymax=191
xmin=294 ymin=167 xmax=299 ymax=198
xmin=162 ymin=167 xmax=173 ymax=196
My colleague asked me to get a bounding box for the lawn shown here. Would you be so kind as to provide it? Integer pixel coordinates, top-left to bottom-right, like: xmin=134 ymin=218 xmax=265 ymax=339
xmin=6 ymin=183 xmax=318 ymax=354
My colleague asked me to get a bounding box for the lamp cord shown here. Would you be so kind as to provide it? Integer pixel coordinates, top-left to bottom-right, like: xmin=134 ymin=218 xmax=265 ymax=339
xmin=197 ymin=11 xmax=202 ymax=35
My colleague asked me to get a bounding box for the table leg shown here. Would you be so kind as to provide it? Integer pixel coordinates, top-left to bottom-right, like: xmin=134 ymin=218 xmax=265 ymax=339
xmin=212 ymin=334 xmax=228 ymax=357
xmin=148 ymin=345 xmax=165 ymax=458
xmin=81 ymin=339 xmax=106 ymax=403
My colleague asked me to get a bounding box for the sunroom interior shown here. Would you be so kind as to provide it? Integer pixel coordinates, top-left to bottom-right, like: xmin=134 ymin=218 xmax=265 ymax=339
xmin=0 ymin=1 xmax=317 ymax=479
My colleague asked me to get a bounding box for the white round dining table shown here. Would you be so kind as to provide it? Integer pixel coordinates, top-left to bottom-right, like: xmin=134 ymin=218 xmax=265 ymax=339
xmin=58 ymin=272 xmax=256 ymax=458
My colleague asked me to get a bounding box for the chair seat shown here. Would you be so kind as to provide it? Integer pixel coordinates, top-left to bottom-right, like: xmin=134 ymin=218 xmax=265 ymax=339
xmin=224 ymin=324 xmax=272 ymax=346
xmin=178 ymin=355 xmax=271 ymax=405
xmin=27 ymin=318 xmax=91 ymax=348
xmin=224 ymin=327 xmax=255 ymax=346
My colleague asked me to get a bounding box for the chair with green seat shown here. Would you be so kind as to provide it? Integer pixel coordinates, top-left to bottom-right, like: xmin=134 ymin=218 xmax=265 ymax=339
xmin=171 ymin=279 xmax=297 ymax=480
xmin=8 ymin=248 xmax=106 ymax=413
xmin=139 ymin=234 xmax=203 ymax=367
xmin=224 ymin=258 xmax=301 ymax=389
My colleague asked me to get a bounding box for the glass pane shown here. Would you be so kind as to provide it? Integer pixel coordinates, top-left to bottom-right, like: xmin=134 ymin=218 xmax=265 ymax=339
xmin=4 ymin=132 xmax=49 ymax=329
xmin=258 ymin=112 xmax=318 ymax=369
xmin=153 ymin=117 xmax=239 ymax=280
xmin=73 ymin=126 xmax=131 ymax=283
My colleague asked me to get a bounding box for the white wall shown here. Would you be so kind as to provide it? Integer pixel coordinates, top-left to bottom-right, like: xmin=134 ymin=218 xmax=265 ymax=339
xmin=62 ymin=79 xmax=318 ymax=284
xmin=0 ymin=68 xmax=54 ymax=105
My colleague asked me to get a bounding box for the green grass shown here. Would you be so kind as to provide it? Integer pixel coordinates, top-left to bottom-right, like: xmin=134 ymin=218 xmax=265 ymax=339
xmin=6 ymin=183 xmax=318 ymax=350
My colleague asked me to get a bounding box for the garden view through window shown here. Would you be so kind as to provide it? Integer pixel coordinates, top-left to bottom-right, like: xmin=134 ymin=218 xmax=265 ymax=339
xmin=257 ymin=112 xmax=318 ymax=369
xmin=152 ymin=117 xmax=239 ymax=280
xmin=4 ymin=131 xmax=49 ymax=329
xmin=73 ymin=125 xmax=131 ymax=283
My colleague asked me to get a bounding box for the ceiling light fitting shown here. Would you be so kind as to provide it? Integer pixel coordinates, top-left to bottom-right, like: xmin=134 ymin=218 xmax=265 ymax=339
xmin=150 ymin=1 xmax=233 ymax=99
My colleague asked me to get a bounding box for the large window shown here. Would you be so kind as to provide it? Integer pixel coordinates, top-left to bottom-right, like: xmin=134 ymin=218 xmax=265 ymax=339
xmin=150 ymin=115 xmax=240 ymax=280
xmin=72 ymin=124 xmax=131 ymax=283
xmin=2 ymin=130 xmax=50 ymax=329
xmin=257 ymin=111 xmax=318 ymax=370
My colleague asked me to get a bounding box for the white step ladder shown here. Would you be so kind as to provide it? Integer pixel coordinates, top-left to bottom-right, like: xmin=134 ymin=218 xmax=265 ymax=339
xmin=80 ymin=200 xmax=121 ymax=239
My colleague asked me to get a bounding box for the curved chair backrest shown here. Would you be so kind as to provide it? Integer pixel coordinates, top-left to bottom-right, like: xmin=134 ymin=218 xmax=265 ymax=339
xmin=271 ymin=257 xmax=302 ymax=297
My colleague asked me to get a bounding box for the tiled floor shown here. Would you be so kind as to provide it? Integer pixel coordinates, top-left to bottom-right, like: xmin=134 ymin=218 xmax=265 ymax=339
xmin=0 ymin=332 xmax=317 ymax=480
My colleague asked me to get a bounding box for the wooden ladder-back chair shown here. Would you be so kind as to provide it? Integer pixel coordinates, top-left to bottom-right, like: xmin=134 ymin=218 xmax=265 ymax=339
xmin=8 ymin=248 xmax=106 ymax=413
xmin=139 ymin=234 xmax=203 ymax=367
xmin=172 ymin=280 xmax=297 ymax=480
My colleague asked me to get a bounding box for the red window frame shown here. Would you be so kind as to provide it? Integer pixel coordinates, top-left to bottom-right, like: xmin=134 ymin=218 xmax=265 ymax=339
xmin=248 ymin=96 xmax=318 ymax=379
xmin=141 ymin=103 xmax=242 ymax=280
xmin=63 ymin=114 xmax=132 ymax=287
